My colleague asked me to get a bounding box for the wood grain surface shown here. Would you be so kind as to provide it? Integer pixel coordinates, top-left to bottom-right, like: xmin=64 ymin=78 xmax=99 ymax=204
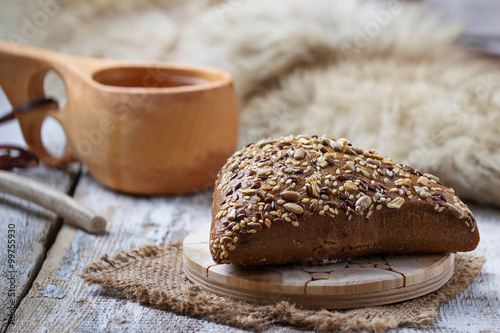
xmin=1 ymin=119 xmax=499 ymax=332
xmin=0 ymin=170 xmax=106 ymax=233
xmin=0 ymin=164 xmax=79 ymax=331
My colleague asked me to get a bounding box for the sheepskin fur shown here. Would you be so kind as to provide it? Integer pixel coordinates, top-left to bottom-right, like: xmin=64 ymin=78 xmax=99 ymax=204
xmin=2 ymin=0 xmax=500 ymax=206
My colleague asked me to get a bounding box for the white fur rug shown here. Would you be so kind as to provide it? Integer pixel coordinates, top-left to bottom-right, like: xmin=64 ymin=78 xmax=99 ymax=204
xmin=2 ymin=0 xmax=500 ymax=206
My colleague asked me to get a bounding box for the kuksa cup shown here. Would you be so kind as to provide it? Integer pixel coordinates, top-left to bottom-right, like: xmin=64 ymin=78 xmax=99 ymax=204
xmin=0 ymin=41 xmax=239 ymax=195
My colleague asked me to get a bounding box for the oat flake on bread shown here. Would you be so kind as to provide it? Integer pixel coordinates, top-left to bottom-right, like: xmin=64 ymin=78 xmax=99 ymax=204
xmin=210 ymin=135 xmax=480 ymax=266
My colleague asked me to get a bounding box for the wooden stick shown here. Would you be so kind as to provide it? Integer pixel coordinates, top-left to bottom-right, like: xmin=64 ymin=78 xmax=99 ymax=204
xmin=0 ymin=170 xmax=106 ymax=233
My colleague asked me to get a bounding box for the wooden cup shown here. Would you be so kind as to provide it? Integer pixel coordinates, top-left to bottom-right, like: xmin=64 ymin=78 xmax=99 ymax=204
xmin=0 ymin=41 xmax=239 ymax=195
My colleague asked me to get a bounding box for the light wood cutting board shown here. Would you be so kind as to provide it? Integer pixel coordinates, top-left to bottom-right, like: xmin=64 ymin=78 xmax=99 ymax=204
xmin=183 ymin=224 xmax=454 ymax=309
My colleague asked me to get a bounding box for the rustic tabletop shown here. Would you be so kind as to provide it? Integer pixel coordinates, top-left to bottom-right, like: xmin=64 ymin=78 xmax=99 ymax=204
xmin=0 ymin=103 xmax=499 ymax=332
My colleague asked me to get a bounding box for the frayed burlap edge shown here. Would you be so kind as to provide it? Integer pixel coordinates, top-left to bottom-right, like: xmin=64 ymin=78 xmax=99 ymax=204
xmin=81 ymin=242 xmax=485 ymax=332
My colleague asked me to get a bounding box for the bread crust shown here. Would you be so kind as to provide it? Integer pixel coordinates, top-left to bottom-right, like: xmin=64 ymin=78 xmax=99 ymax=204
xmin=210 ymin=135 xmax=479 ymax=265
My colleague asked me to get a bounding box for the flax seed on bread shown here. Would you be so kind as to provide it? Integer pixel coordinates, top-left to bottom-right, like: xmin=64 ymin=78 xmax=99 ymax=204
xmin=210 ymin=135 xmax=479 ymax=265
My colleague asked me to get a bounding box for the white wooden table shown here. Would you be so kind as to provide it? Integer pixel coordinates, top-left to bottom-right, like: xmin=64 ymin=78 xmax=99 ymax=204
xmin=0 ymin=101 xmax=499 ymax=332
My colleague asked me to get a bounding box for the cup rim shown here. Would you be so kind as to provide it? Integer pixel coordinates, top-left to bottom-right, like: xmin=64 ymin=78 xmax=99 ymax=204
xmin=90 ymin=62 xmax=233 ymax=93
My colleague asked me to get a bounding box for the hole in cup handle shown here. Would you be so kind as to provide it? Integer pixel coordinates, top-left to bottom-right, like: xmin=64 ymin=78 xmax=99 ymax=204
xmin=17 ymin=104 xmax=76 ymax=167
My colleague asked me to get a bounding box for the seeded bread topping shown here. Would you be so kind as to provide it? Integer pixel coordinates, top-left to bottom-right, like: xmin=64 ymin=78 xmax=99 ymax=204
xmin=210 ymin=135 xmax=479 ymax=265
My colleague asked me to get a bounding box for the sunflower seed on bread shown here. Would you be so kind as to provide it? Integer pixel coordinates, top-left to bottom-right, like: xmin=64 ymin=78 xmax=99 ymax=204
xmin=210 ymin=135 xmax=479 ymax=265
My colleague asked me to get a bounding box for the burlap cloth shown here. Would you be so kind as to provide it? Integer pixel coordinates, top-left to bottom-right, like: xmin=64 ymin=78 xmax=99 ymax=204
xmin=81 ymin=242 xmax=485 ymax=332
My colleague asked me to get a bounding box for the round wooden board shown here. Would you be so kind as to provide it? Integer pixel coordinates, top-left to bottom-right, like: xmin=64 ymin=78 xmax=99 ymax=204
xmin=183 ymin=223 xmax=454 ymax=309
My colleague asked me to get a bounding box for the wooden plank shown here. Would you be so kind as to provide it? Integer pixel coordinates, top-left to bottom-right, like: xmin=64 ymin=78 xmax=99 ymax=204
xmin=0 ymin=121 xmax=79 ymax=331
xmin=6 ymin=166 xmax=500 ymax=332
xmin=0 ymin=164 xmax=79 ymax=331
xmin=6 ymin=172 xmax=250 ymax=332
